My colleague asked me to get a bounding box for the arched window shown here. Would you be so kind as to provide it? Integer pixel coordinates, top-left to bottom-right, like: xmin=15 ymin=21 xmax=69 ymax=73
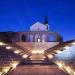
xmin=22 ymin=35 xmax=26 ymax=42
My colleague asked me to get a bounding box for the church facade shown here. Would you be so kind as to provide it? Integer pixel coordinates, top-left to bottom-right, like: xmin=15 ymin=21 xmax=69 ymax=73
xmin=15 ymin=17 xmax=63 ymax=43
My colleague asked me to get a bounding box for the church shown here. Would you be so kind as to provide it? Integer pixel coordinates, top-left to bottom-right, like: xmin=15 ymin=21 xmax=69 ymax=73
xmin=13 ymin=17 xmax=63 ymax=61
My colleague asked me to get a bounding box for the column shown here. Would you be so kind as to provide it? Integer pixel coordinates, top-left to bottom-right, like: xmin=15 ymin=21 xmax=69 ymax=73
xmin=33 ymin=34 xmax=35 ymax=42
xmin=40 ymin=34 xmax=42 ymax=42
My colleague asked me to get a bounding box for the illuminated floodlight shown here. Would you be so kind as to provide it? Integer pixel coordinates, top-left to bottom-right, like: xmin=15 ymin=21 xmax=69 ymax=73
xmin=72 ymin=42 xmax=75 ymax=45
xmin=31 ymin=51 xmax=37 ymax=54
xmin=14 ymin=50 xmax=20 ymax=54
xmin=38 ymin=38 xmax=41 ymax=42
xmin=0 ymin=72 xmax=3 ymax=75
xmin=0 ymin=42 xmax=5 ymax=46
xmin=31 ymin=50 xmax=44 ymax=54
xmin=56 ymin=51 xmax=61 ymax=54
xmin=64 ymin=46 xmax=70 ymax=50
xmin=57 ymin=63 xmax=63 ymax=69
xmin=2 ymin=67 xmax=10 ymax=73
xmin=66 ymin=67 xmax=71 ymax=74
xmin=6 ymin=46 xmax=12 ymax=50
xmin=22 ymin=54 xmax=28 ymax=58
xmin=38 ymin=51 xmax=44 ymax=54
xmin=11 ymin=61 xmax=19 ymax=69
xmin=12 ymin=63 xmax=17 ymax=69
xmin=48 ymin=54 xmax=53 ymax=59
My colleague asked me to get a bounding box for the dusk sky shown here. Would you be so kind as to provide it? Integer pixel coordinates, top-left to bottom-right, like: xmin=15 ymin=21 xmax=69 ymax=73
xmin=0 ymin=0 xmax=75 ymax=41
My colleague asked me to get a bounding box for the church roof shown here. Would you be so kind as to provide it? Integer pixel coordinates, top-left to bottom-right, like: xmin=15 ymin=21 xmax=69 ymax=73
xmin=30 ymin=22 xmax=47 ymax=31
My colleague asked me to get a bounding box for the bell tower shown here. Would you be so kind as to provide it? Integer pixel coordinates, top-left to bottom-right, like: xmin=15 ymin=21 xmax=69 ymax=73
xmin=44 ymin=16 xmax=49 ymax=30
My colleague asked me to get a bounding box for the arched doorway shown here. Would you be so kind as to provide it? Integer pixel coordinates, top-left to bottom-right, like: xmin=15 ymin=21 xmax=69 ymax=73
xmin=35 ymin=34 xmax=41 ymax=42
xmin=22 ymin=35 xmax=26 ymax=42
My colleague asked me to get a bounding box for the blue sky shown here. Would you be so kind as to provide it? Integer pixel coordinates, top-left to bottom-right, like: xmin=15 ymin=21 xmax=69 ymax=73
xmin=0 ymin=0 xmax=75 ymax=41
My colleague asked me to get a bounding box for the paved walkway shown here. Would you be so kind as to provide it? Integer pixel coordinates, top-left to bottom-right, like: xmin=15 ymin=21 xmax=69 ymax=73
xmin=9 ymin=64 xmax=69 ymax=75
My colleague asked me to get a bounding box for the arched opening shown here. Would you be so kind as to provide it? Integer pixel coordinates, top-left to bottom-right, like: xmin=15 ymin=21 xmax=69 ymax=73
xmin=35 ymin=34 xmax=41 ymax=42
xmin=22 ymin=35 xmax=26 ymax=42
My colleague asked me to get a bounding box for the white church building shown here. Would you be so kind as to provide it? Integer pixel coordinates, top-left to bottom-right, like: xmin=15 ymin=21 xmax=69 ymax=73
xmin=14 ymin=17 xmax=63 ymax=61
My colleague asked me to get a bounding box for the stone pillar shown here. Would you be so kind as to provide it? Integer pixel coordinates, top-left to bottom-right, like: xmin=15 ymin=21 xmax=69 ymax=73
xmin=40 ymin=34 xmax=42 ymax=42
xmin=46 ymin=34 xmax=49 ymax=42
xmin=33 ymin=34 xmax=35 ymax=42
xmin=28 ymin=33 xmax=30 ymax=42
